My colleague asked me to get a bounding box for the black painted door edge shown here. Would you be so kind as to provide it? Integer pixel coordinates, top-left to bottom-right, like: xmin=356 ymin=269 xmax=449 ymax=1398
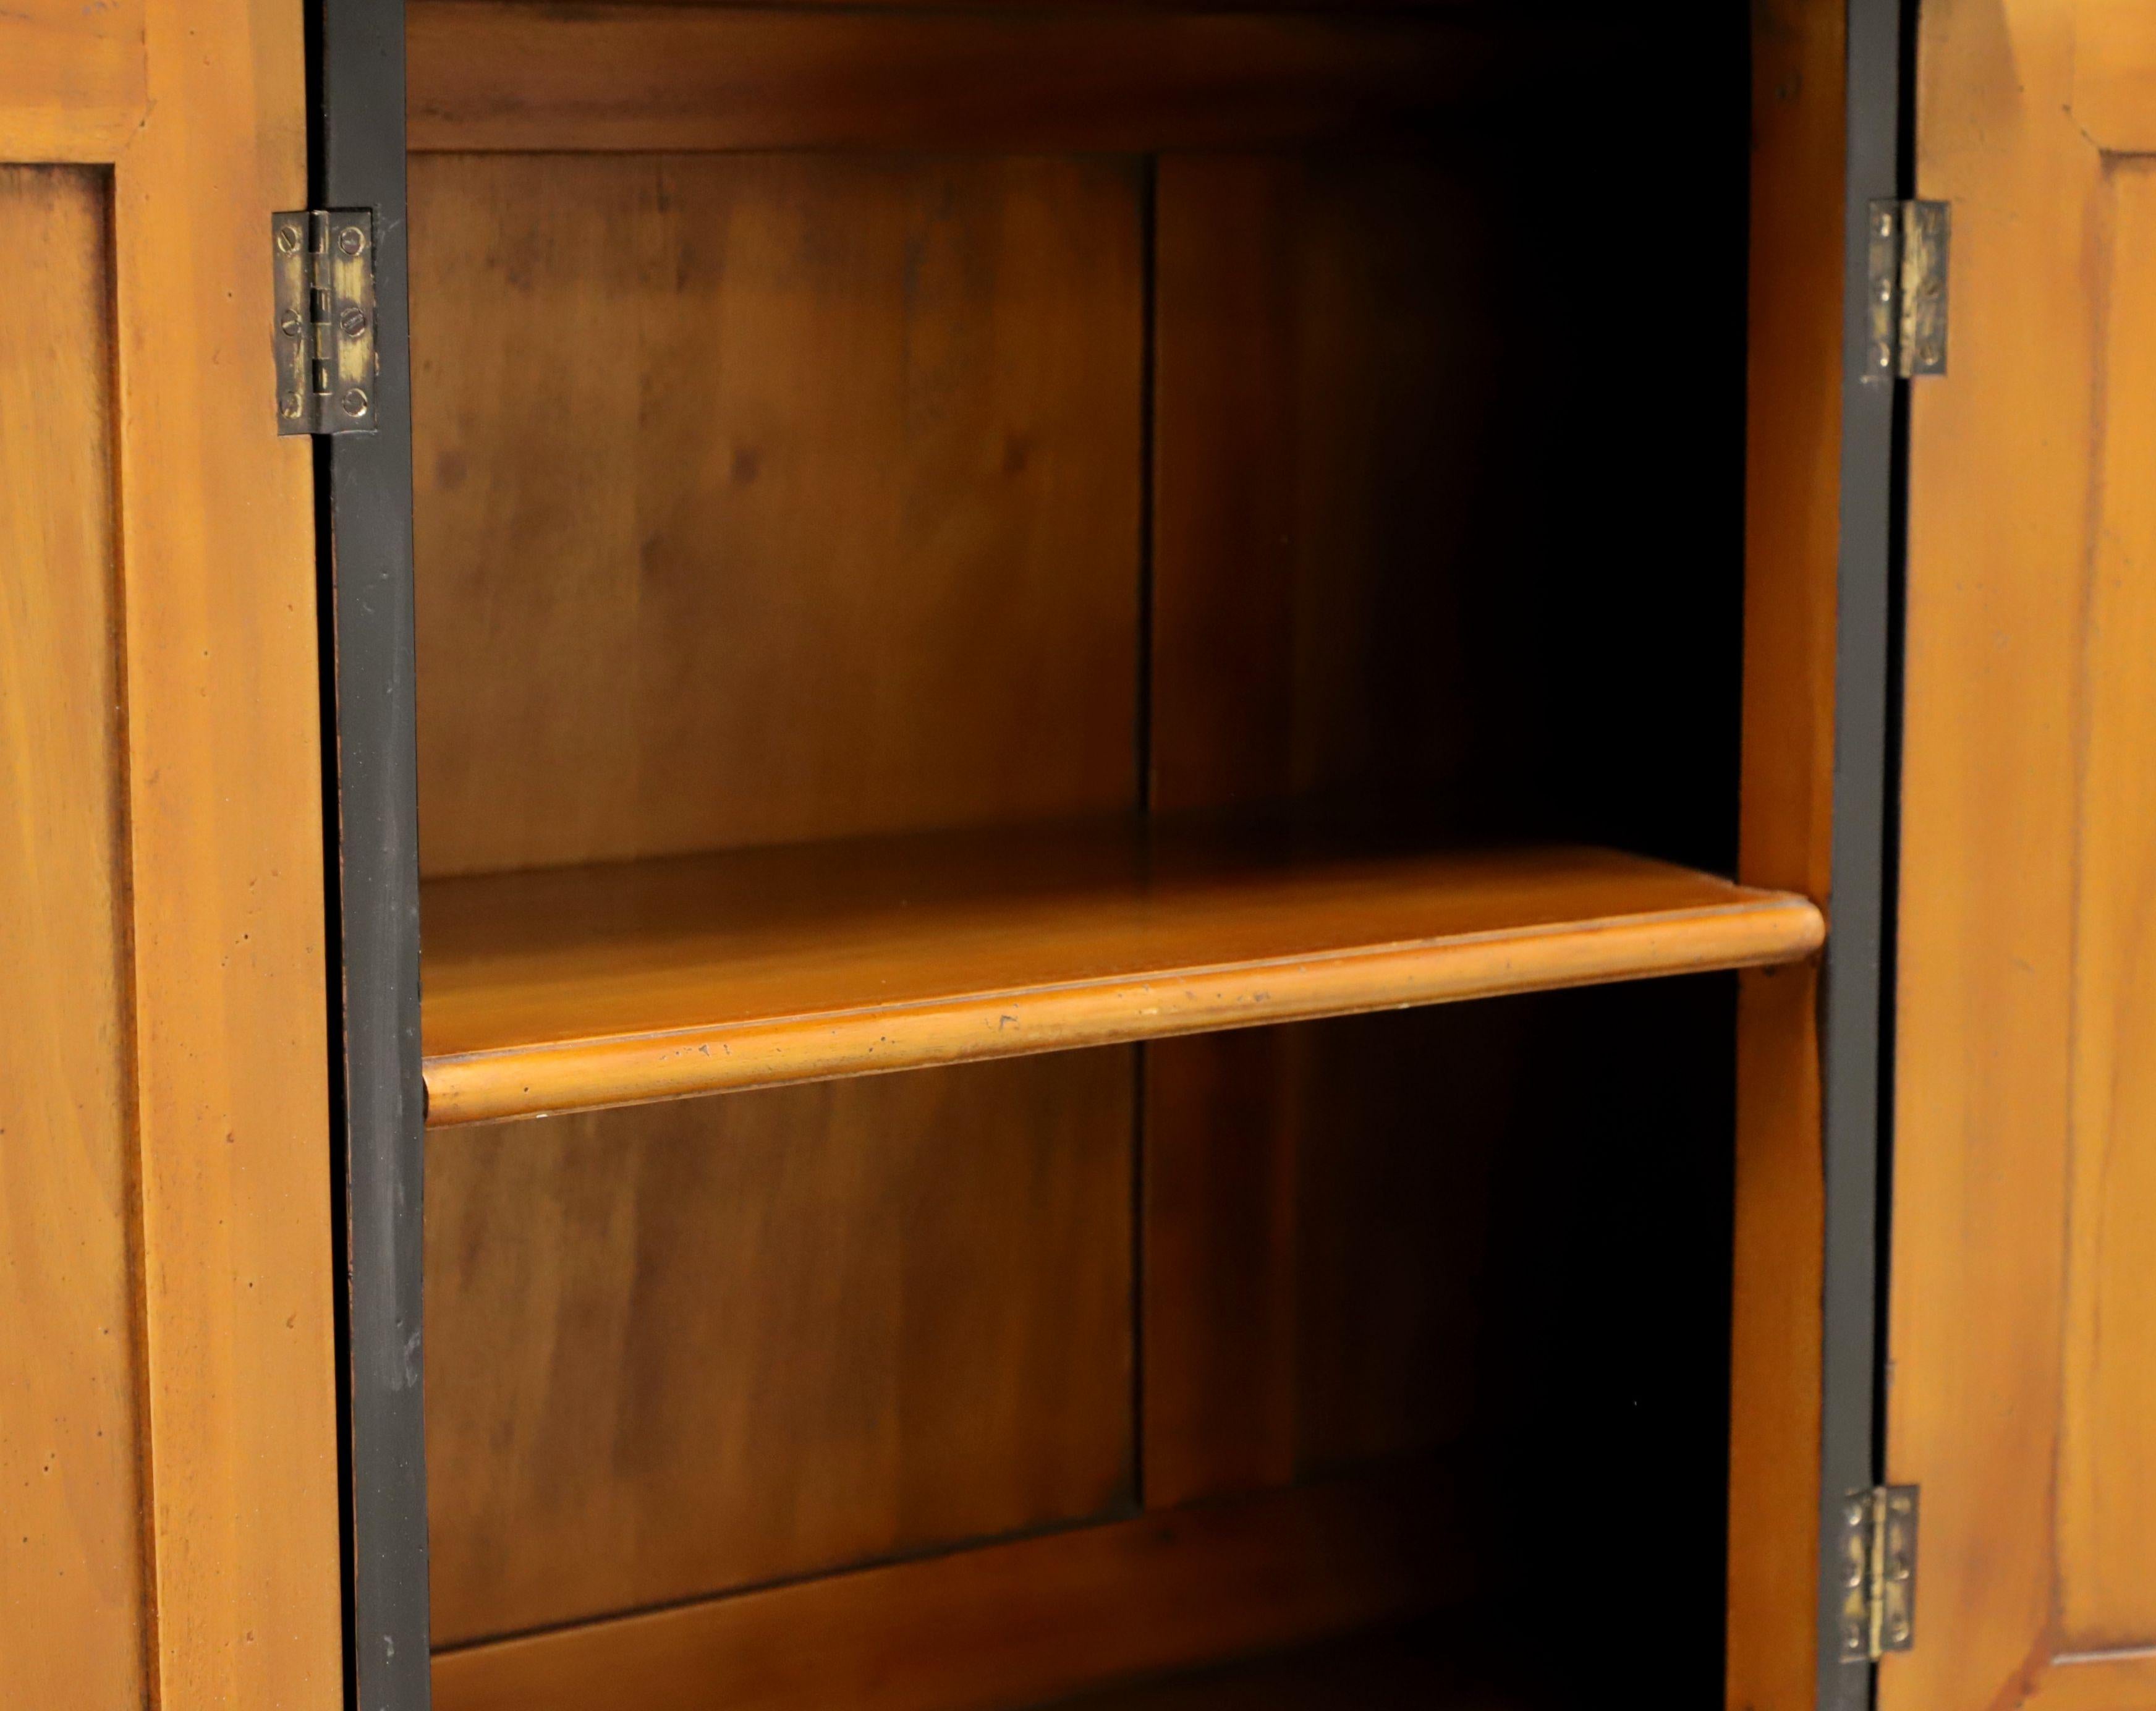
xmin=310 ymin=1 xmax=431 ymax=1707
xmin=1815 ymin=0 xmax=1914 ymax=1707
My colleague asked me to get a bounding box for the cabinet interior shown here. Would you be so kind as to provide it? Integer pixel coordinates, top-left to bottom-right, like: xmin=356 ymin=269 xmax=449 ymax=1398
xmin=405 ymin=3 xmax=1770 ymax=1704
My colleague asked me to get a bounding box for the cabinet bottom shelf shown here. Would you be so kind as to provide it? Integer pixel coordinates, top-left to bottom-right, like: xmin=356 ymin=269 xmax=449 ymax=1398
xmin=1044 ymin=1618 xmax=1548 ymax=1710
xmin=429 ymin=1461 xmax=1498 ymax=1711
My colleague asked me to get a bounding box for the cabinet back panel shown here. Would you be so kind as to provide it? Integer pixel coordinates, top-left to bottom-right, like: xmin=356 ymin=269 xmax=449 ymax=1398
xmin=427 ymin=1050 xmax=1135 ymax=1645
xmin=1150 ymin=148 xmax=1746 ymax=862
xmin=411 ymin=151 xmax=1144 ymax=877
xmin=411 ymin=17 xmax=1747 ymax=1665
xmin=1142 ymin=122 xmax=1747 ymax=1540
xmin=1150 ymin=152 xmax=1490 ymax=820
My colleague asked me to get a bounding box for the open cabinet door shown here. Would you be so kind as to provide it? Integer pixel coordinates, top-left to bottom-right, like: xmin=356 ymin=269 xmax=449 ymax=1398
xmin=0 ymin=2 xmax=344 ymax=1707
xmin=1888 ymin=1 xmax=2156 ymax=1707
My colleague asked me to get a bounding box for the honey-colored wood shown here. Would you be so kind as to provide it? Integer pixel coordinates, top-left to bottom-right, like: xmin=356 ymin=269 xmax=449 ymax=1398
xmin=427 ymin=1052 xmax=1134 ymax=1645
xmin=2057 ymin=159 xmax=2156 ymax=1660
xmin=2068 ymin=0 xmax=2156 ymax=153
xmin=1884 ymin=1 xmax=2156 ymax=1705
xmin=405 ymin=2 xmax=1553 ymax=155
xmin=1143 ymin=1002 xmax=1535 ymax=1509
xmin=0 ymin=165 xmax=147 ymax=1710
xmin=3 ymin=1 xmax=338 ymax=1702
xmin=1142 ymin=1024 xmax=1304 ymax=1503
xmin=430 ymin=1461 xmax=1471 ymax=1711
xmin=110 ymin=1 xmax=343 ymax=1702
xmin=1140 ymin=151 xmax=1510 ymax=1507
xmin=410 ymin=151 xmax=1142 ymax=878
xmin=1723 ymin=1 xmax=1843 ymax=1705
xmin=420 ymin=826 xmax=1821 ymax=1126
xmin=1137 ymin=124 xmax=1755 ymax=1530
xmin=1056 ymin=1620 xmax=1541 ymax=1711
xmin=412 ymin=144 xmax=1154 ymax=1644
xmin=1146 ymin=153 xmax=1498 ymax=820
xmin=0 ymin=0 xmax=146 ymax=163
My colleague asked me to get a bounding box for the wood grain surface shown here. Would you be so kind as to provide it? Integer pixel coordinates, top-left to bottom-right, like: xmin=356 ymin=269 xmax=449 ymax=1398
xmin=110 ymin=1 xmax=344 ymax=1703
xmin=419 ymin=825 xmax=1820 ymax=1125
xmin=1723 ymin=1 xmax=1843 ymax=1704
xmin=2069 ymin=0 xmax=2156 ymax=153
xmin=427 ymin=1052 xmax=1134 ymax=1645
xmin=0 ymin=165 xmax=146 ymax=1711
xmin=405 ymin=2 xmax=1552 ymax=154
xmin=2055 ymin=156 xmax=2156 ymax=1663
xmin=411 ymin=144 xmax=1152 ymax=1649
xmin=1057 ymin=1618 xmax=1548 ymax=1711
xmin=0 ymin=0 xmax=146 ymax=162
xmin=1142 ymin=1003 xmax=1534 ymax=1508
xmin=1139 ymin=154 xmax=1516 ymax=1506
xmin=431 ymin=1460 xmax=1472 ymax=1711
xmin=1132 ymin=125 xmax=1754 ymax=1532
xmin=410 ymin=151 xmax=1142 ymax=878
xmin=1147 ymin=153 xmax=1500 ymax=822
xmin=1883 ymin=1 xmax=2156 ymax=1705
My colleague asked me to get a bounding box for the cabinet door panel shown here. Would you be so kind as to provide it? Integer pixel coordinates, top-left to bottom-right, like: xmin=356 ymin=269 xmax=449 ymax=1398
xmin=1891 ymin=2 xmax=2156 ymax=1705
xmin=0 ymin=163 xmax=143 ymax=1711
xmin=0 ymin=4 xmax=341 ymax=1705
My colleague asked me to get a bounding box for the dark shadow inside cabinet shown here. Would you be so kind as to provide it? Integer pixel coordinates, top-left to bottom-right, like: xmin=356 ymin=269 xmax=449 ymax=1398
xmin=406 ymin=3 xmax=1755 ymax=1704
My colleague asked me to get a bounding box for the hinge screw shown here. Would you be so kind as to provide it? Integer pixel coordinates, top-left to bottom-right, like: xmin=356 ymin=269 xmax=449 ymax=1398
xmin=276 ymin=224 xmax=301 ymax=255
xmin=342 ymin=388 xmax=371 ymax=418
xmin=279 ymin=391 xmax=303 ymax=420
xmin=339 ymin=308 xmax=369 ymax=338
xmin=1877 ymin=211 xmax=1896 ymax=237
xmin=278 ymin=310 xmax=304 ymax=339
xmin=338 ymin=224 xmax=367 ymax=257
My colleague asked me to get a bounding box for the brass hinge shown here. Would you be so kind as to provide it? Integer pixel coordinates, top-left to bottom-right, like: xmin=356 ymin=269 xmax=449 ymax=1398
xmin=272 ymin=210 xmax=379 ymax=435
xmin=1837 ymin=1485 xmax=1919 ymax=1663
xmin=1867 ymin=201 xmax=1951 ymax=380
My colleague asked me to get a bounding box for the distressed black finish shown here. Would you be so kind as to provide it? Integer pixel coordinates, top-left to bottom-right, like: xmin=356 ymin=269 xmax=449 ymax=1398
xmin=1816 ymin=0 xmax=1909 ymax=1705
xmin=313 ymin=1 xmax=431 ymax=1706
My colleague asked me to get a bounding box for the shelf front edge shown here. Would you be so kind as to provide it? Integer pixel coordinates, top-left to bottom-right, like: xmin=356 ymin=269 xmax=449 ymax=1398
xmin=421 ymin=894 xmax=1823 ymax=1127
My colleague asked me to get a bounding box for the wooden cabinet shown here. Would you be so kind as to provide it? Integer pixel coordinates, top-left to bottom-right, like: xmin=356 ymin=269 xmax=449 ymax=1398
xmin=0 ymin=6 xmax=343 ymax=1708
xmin=1885 ymin=2 xmax=2156 ymax=1707
xmin=4 ymin=1 xmax=2152 ymax=1709
xmin=389 ymin=7 xmax=1798 ymax=1709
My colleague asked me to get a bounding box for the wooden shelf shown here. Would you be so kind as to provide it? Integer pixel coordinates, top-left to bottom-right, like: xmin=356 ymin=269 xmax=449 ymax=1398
xmin=420 ymin=818 xmax=1822 ymax=1126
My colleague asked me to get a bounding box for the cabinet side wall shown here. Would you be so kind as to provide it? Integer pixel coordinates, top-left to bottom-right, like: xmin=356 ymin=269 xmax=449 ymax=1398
xmin=1726 ymin=0 xmax=1847 ymax=1705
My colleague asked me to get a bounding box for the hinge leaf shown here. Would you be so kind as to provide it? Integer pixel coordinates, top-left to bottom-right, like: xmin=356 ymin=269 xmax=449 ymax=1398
xmin=1838 ymin=1484 xmax=1920 ymax=1663
xmin=273 ymin=210 xmax=379 ymax=436
xmin=1867 ymin=201 xmax=1951 ymax=380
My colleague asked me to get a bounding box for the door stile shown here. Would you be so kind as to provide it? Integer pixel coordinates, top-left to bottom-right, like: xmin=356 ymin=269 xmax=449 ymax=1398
xmin=313 ymin=1 xmax=431 ymax=1707
xmin=1815 ymin=0 xmax=1909 ymax=1707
